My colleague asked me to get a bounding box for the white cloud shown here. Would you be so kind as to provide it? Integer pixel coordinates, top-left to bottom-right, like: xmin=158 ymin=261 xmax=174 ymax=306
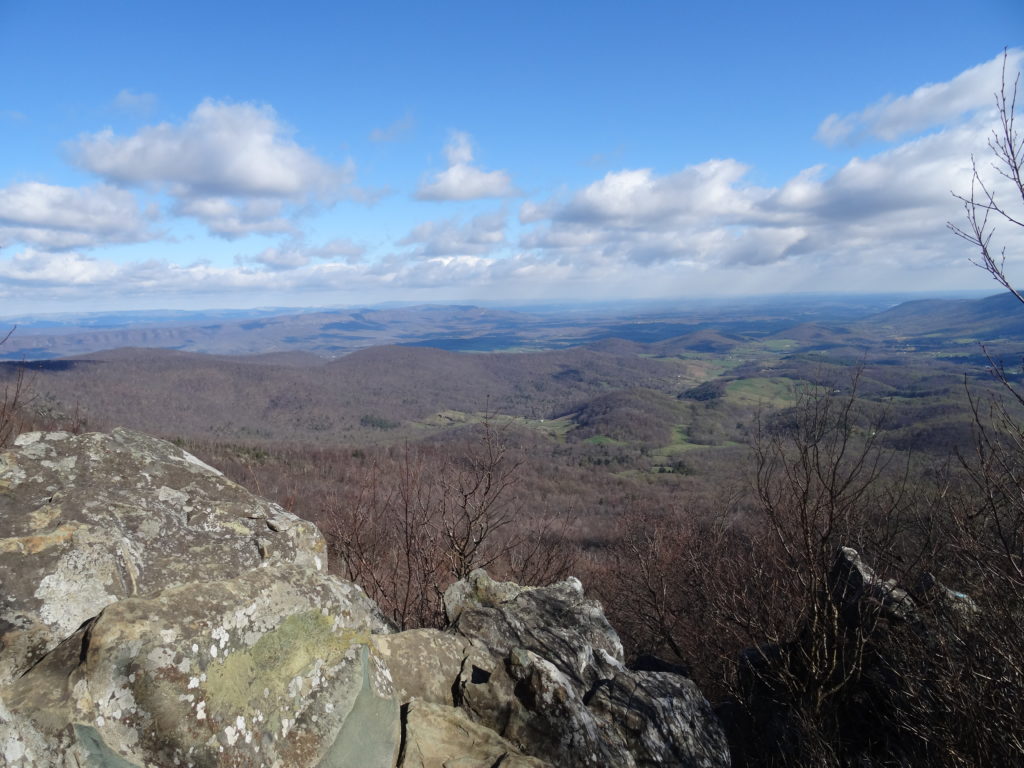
xmin=72 ymin=99 xmax=345 ymax=198
xmin=6 ymin=56 xmax=1019 ymax=308
xmin=69 ymin=99 xmax=364 ymax=238
xmin=415 ymin=132 xmax=518 ymax=201
xmin=0 ymin=245 xmax=415 ymax=303
xmin=816 ymin=49 xmax=1023 ymax=145
xmin=444 ymin=132 xmax=474 ymax=166
xmin=398 ymin=210 xmax=506 ymax=257
xmin=312 ymin=238 xmax=366 ymax=261
xmin=172 ymin=197 xmax=295 ymax=239
xmin=15 ymin=108 xmax=988 ymax=302
xmin=518 ymin=103 xmax=1009 ymax=273
xmin=555 ymin=160 xmax=765 ymax=226
xmin=0 ymin=182 xmax=157 ymax=251
xmin=519 ymin=199 xmax=557 ymax=224
xmin=243 ymin=245 xmax=310 ymax=271
xmin=0 ymin=249 xmax=120 ymax=285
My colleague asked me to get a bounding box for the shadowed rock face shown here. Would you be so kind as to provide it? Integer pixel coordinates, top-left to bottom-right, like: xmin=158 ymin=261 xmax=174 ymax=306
xmin=445 ymin=570 xmax=731 ymax=768
xmin=0 ymin=430 xmax=398 ymax=767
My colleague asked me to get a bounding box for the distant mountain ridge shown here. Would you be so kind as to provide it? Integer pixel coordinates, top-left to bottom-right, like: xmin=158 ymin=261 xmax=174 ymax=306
xmin=0 ymin=295 xmax=972 ymax=360
xmin=858 ymin=292 xmax=1024 ymax=337
xmin=0 ymin=305 xmax=549 ymax=360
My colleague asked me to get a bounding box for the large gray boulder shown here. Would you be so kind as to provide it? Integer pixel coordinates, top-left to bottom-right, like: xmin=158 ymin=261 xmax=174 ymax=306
xmin=445 ymin=570 xmax=731 ymax=768
xmin=0 ymin=429 xmax=327 ymax=684
xmin=0 ymin=430 xmax=398 ymax=767
xmin=4 ymin=566 xmax=398 ymax=767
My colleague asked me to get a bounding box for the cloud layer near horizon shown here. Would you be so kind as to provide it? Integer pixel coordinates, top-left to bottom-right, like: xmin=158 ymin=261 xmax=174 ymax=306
xmin=2 ymin=50 xmax=1021 ymax=307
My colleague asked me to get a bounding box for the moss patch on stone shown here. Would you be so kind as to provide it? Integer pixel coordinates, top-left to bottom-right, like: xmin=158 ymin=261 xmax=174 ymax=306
xmin=205 ymin=610 xmax=368 ymax=725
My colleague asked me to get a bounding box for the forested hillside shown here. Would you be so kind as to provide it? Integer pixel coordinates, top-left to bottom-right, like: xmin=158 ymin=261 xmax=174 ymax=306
xmin=2 ymin=290 xmax=1024 ymax=764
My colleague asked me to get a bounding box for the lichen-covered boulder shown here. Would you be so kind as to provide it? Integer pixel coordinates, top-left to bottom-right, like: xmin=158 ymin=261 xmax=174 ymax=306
xmin=0 ymin=429 xmax=326 ymax=684
xmin=0 ymin=696 xmax=60 ymax=768
xmin=0 ymin=429 xmax=398 ymax=767
xmin=0 ymin=428 xmax=735 ymax=767
xmin=443 ymin=568 xmax=530 ymax=624
xmin=446 ymin=570 xmax=730 ymax=768
xmin=4 ymin=565 xmax=398 ymax=767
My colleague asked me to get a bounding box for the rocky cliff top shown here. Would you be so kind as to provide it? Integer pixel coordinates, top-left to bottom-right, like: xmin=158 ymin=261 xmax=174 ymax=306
xmin=0 ymin=430 xmax=729 ymax=767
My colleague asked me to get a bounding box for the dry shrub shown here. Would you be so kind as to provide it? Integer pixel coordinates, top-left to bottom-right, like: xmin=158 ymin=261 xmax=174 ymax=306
xmin=0 ymin=329 xmax=29 ymax=447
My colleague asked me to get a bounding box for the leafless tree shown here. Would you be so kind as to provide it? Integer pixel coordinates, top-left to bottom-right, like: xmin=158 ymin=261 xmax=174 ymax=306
xmin=320 ymin=417 xmax=573 ymax=629
xmin=883 ymin=47 xmax=1024 ymax=765
xmin=947 ymin=47 xmax=1024 ymax=685
xmin=949 ymin=50 xmax=1024 ymax=303
xmin=437 ymin=418 xmax=522 ymax=580
xmin=0 ymin=327 xmax=27 ymax=448
xmin=322 ymin=444 xmax=447 ymax=630
xmin=749 ymin=385 xmax=915 ymax=674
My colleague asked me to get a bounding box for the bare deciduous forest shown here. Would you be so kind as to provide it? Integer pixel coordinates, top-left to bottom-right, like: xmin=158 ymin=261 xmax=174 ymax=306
xmin=4 ymin=302 xmax=1024 ymax=764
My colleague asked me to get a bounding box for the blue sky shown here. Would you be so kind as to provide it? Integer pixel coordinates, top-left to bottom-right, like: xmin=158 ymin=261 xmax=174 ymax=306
xmin=0 ymin=1 xmax=1022 ymax=313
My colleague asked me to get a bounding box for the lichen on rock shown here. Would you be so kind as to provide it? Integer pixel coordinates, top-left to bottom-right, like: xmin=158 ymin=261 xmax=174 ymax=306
xmin=0 ymin=430 xmax=397 ymax=767
xmin=0 ymin=429 xmax=329 ymax=685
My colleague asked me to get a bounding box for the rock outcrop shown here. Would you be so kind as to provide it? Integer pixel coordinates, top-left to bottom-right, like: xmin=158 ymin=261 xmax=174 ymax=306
xmin=0 ymin=429 xmax=328 ymax=687
xmin=444 ymin=570 xmax=731 ymax=768
xmin=0 ymin=430 xmax=398 ymax=767
xmin=1 ymin=429 xmax=729 ymax=767
xmin=723 ymin=546 xmax=986 ymax=767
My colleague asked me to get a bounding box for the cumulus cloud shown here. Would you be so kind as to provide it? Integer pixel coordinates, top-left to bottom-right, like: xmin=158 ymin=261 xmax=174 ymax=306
xmin=68 ymin=99 xmax=362 ymax=237
xmin=816 ymin=49 xmax=1022 ymax=145
xmin=71 ymin=99 xmax=344 ymax=197
xmin=415 ymin=132 xmax=518 ymax=201
xmin=0 ymin=249 xmax=121 ymax=285
xmin=0 ymin=182 xmax=157 ymax=251
xmin=558 ymin=160 xmax=765 ymax=226
xmin=7 ymin=55 xmax=1019 ymax=307
xmin=518 ymin=101 xmax=1007 ymax=273
xmin=172 ymin=197 xmax=295 ymax=239
xmin=0 ymin=244 xmax=434 ymax=303
xmin=312 ymin=238 xmax=366 ymax=261
xmin=516 ymin=160 xmax=776 ymax=266
xmin=397 ymin=210 xmax=506 ymax=257
xmin=242 ymin=245 xmax=310 ymax=271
